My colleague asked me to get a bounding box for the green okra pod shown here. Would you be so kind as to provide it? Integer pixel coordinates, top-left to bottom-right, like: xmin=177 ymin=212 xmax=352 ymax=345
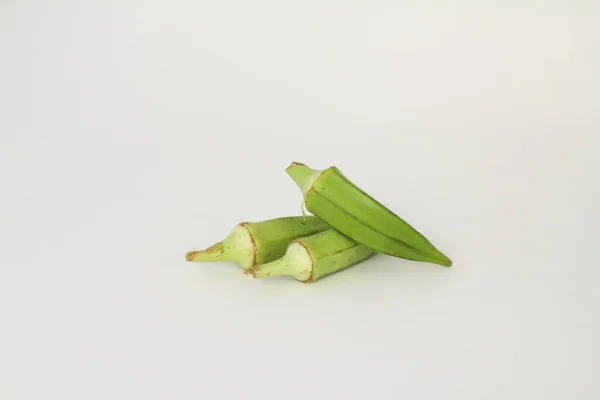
xmin=285 ymin=162 xmax=452 ymax=267
xmin=252 ymin=229 xmax=375 ymax=282
xmin=185 ymin=216 xmax=330 ymax=271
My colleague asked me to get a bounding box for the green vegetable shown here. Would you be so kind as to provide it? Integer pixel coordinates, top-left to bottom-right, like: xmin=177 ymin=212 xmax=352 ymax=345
xmin=285 ymin=162 xmax=452 ymax=266
xmin=252 ymin=229 xmax=375 ymax=282
xmin=185 ymin=216 xmax=330 ymax=271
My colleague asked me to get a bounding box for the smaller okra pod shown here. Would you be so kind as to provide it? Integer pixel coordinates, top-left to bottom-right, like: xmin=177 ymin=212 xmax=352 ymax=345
xmin=252 ymin=229 xmax=375 ymax=282
xmin=185 ymin=216 xmax=330 ymax=271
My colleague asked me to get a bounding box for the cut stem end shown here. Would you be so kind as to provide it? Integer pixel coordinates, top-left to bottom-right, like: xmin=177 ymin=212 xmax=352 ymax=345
xmin=285 ymin=162 xmax=324 ymax=196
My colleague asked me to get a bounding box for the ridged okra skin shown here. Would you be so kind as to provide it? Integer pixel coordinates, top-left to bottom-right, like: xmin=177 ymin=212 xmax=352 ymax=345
xmin=247 ymin=216 xmax=330 ymax=265
xmin=285 ymin=162 xmax=452 ymax=267
xmin=185 ymin=216 xmax=330 ymax=270
xmin=252 ymin=229 xmax=375 ymax=282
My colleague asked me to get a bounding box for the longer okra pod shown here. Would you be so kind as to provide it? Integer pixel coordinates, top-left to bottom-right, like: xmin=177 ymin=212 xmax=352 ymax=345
xmin=285 ymin=162 xmax=452 ymax=266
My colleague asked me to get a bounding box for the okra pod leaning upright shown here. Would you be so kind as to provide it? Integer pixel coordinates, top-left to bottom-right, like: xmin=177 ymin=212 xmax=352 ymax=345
xmin=285 ymin=162 xmax=452 ymax=266
xmin=185 ymin=216 xmax=330 ymax=271
xmin=252 ymin=229 xmax=375 ymax=282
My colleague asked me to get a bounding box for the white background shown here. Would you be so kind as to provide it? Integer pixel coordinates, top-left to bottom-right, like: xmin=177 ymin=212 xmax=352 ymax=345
xmin=2 ymin=2 xmax=599 ymax=399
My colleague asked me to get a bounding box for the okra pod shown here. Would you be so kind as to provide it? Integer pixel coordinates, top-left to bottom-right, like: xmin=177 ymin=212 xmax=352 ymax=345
xmin=286 ymin=162 xmax=452 ymax=266
xmin=185 ymin=216 xmax=330 ymax=270
xmin=252 ymin=229 xmax=375 ymax=282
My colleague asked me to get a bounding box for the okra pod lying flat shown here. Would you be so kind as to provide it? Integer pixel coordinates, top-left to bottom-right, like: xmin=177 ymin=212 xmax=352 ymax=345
xmin=185 ymin=216 xmax=330 ymax=271
xmin=252 ymin=229 xmax=375 ymax=282
xmin=285 ymin=162 xmax=452 ymax=267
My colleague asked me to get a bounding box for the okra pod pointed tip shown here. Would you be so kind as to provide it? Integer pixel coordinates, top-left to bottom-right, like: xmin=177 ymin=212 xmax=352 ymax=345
xmin=432 ymin=249 xmax=452 ymax=267
xmin=430 ymin=253 xmax=452 ymax=267
xmin=420 ymin=250 xmax=452 ymax=267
